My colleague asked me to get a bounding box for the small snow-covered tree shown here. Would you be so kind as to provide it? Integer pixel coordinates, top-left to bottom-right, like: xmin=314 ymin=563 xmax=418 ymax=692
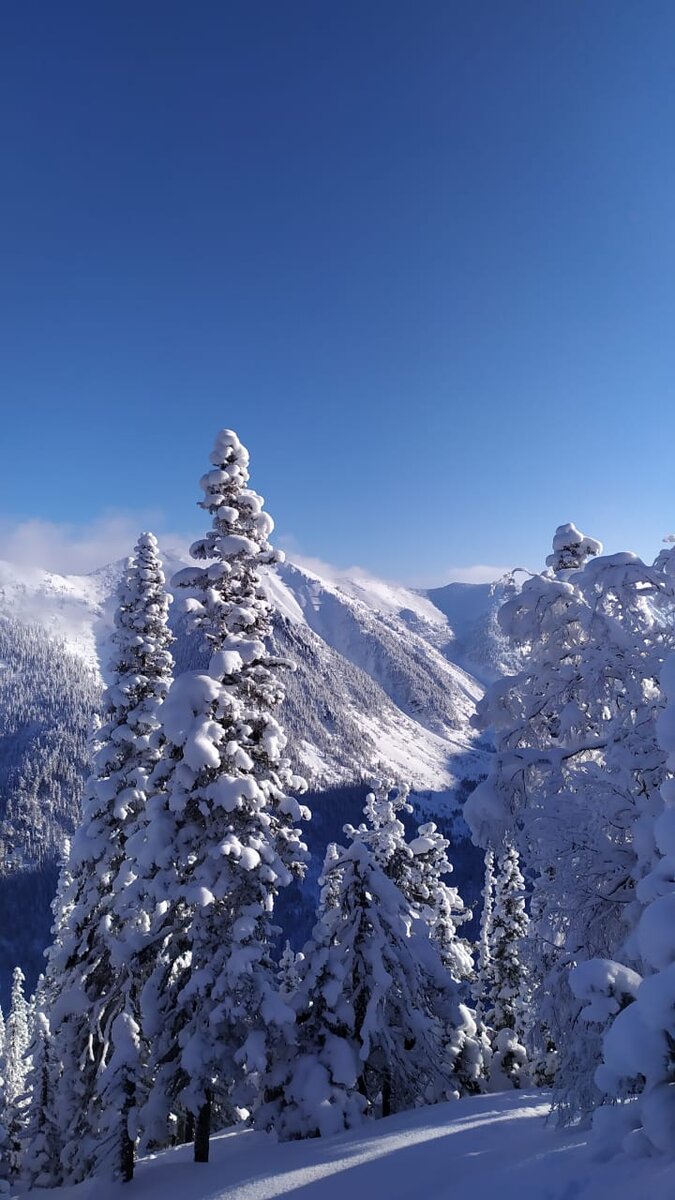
xmin=19 ymin=999 xmax=61 ymax=1190
xmin=545 ymin=522 xmax=602 ymax=574
xmin=257 ymin=844 xmax=366 ymax=1141
xmin=277 ymin=942 xmax=302 ymax=1000
xmin=350 ymin=778 xmax=413 ymax=889
xmin=4 ymin=967 xmax=29 ymax=1107
xmin=406 ymin=821 xmax=473 ymax=982
xmin=0 ymin=966 xmax=30 ymax=1183
xmin=140 ymin=430 xmax=309 ymax=1163
xmin=487 ymin=844 xmax=529 ymax=1089
xmin=23 ymin=843 xmax=73 ymax=1188
xmin=45 ymin=532 xmax=174 ymax=1184
xmin=346 ymin=783 xmax=485 ymax=1098
xmin=0 ymin=1080 xmax=10 ymax=1193
xmin=261 ymin=834 xmax=452 ymax=1134
xmin=404 ymin=820 xmax=486 ymax=1094
xmin=317 ymin=842 xmax=344 ymax=916
xmin=473 ymin=849 xmax=495 ymax=1024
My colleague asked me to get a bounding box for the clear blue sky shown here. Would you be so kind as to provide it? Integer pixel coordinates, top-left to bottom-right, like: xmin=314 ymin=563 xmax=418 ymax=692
xmin=1 ymin=0 xmax=675 ymax=581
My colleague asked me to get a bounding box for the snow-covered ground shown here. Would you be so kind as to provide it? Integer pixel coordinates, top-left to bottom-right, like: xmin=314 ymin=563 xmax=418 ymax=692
xmin=25 ymin=1091 xmax=674 ymax=1200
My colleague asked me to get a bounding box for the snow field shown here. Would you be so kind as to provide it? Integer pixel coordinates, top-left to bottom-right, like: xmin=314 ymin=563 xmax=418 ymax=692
xmin=26 ymin=1090 xmax=675 ymax=1200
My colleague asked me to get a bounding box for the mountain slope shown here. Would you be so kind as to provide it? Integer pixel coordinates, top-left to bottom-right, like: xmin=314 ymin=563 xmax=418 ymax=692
xmin=0 ymin=552 xmax=498 ymax=999
xmin=0 ymin=554 xmax=494 ymax=790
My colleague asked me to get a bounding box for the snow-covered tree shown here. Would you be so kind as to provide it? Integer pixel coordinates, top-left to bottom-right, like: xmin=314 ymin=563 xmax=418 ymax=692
xmin=406 ymin=822 xmax=473 ymax=981
xmin=590 ymin=650 xmax=675 ymax=1154
xmin=465 ymin=527 xmax=675 ymax=1119
xmin=21 ymin=843 xmax=74 ymax=1188
xmin=0 ymin=965 xmax=31 ymax=1183
xmin=140 ymin=429 xmax=309 ymax=1163
xmin=404 ymin=820 xmax=486 ymax=1094
xmin=261 ymin=833 xmax=453 ymax=1135
xmin=45 ymin=532 xmax=174 ymax=1184
xmin=487 ymin=844 xmax=529 ymax=1088
xmin=312 ymin=841 xmax=344 ymax=922
xmin=349 ymin=778 xmax=413 ymax=890
xmin=0 ymin=1082 xmax=10 ymax=1193
xmin=345 ymin=783 xmax=485 ymax=1098
xmin=257 ymin=843 xmax=366 ymax=1141
xmin=19 ymin=1000 xmax=61 ymax=1190
xmin=277 ymin=942 xmax=302 ymax=1000
xmin=473 ymin=849 xmax=495 ymax=1024
xmin=4 ymin=967 xmax=29 ymax=1107
xmin=545 ymin=522 xmax=602 ymax=574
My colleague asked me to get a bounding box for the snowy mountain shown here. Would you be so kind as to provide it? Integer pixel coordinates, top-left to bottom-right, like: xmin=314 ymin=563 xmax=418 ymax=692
xmin=0 ymin=551 xmax=504 ymax=999
xmin=0 ymin=553 xmax=500 ymax=793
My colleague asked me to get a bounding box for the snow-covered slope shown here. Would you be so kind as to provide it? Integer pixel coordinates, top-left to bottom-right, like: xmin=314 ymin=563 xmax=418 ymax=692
xmin=0 ymin=551 xmax=498 ymax=1001
xmin=24 ymin=1089 xmax=670 ymax=1200
xmin=0 ymin=553 xmax=494 ymax=792
xmin=0 ymin=554 xmax=187 ymax=673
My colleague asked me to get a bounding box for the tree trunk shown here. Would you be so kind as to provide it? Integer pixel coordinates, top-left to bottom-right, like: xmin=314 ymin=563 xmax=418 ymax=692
xmin=381 ymin=1073 xmax=392 ymax=1118
xmin=194 ymin=1092 xmax=212 ymax=1164
xmin=120 ymin=1077 xmax=135 ymax=1183
xmin=120 ymin=1126 xmax=135 ymax=1184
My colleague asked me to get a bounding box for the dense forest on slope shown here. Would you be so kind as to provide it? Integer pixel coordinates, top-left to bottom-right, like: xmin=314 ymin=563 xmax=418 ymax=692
xmin=0 ymin=617 xmax=99 ymax=999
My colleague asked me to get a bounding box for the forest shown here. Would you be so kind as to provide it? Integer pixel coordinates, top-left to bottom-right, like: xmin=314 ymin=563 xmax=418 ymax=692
xmin=0 ymin=428 xmax=673 ymax=1190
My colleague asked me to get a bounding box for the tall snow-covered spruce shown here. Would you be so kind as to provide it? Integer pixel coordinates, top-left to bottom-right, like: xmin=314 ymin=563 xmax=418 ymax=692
xmin=43 ymin=533 xmax=174 ymax=1185
xmin=141 ymin=429 xmax=309 ymax=1163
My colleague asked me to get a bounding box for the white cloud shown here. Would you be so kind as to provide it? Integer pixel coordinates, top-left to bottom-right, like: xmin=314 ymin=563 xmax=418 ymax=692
xmin=278 ymin=537 xmax=516 ymax=591
xmin=0 ymin=512 xmax=193 ymax=575
xmin=422 ymin=564 xmax=516 ymax=586
xmin=284 ymin=550 xmax=366 ymax=585
xmin=0 ymin=516 xmax=518 ymax=588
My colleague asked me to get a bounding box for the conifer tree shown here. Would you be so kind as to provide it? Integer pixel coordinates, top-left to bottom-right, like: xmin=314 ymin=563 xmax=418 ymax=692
xmin=140 ymin=430 xmax=309 ymax=1164
xmin=465 ymin=527 xmax=675 ymax=1119
xmin=23 ymin=843 xmax=74 ymax=1188
xmin=346 ymin=783 xmax=485 ymax=1098
xmin=19 ymin=1001 xmax=61 ymax=1189
xmin=0 ymin=966 xmax=31 ymax=1181
xmin=277 ymin=942 xmax=302 ymax=1000
xmin=260 ymin=834 xmax=451 ymax=1135
xmin=45 ymin=533 xmax=174 ymax=1184
xmin=4 ymin=967 xmax=29 ymax=1108
xmin=350 ymin=778 xmax=413 ymax=889
xmin=487 ymin=844 xmax=529 ymax=1088
xmin=257 ymin=843 xmax=366 ymax=1141
xmin=473 ymin=849 xmax=495 ymax=1025
xmin=405 ymin=820 xmax=486 ymax=1094
xmin=591 ymin=650 xmax=675 ymax=1153
xmin=545 ymin=522 xmax=602 ymax=574
xmin=0 ymin=1076 xmax=10 ymax=1193
xmin=317 ymin=842 xmax=343 ymax=916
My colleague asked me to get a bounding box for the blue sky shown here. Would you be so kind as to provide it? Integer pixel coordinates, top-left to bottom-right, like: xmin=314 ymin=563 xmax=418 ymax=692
xmin=1 ymin=1 xmax=675 ymax=581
